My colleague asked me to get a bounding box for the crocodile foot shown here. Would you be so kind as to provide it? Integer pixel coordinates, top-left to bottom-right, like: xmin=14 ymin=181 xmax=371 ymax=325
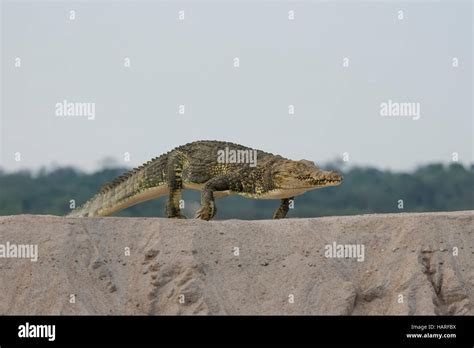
xmin=195 ymin=203 xmax=215 ymax=221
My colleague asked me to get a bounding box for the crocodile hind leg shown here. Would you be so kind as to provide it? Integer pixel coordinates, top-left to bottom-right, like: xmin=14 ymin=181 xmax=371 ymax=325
xmin=166 ymin=188 xmax=186 ymax=218
xmin=273 ymin=197 xmax=293 ymax=219
xmin=166 ymin=153 xmax=187 ymax=219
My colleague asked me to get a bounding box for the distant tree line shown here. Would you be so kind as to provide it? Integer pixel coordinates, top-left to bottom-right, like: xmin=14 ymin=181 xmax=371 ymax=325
xmin=0 ymin=163 xmax=472 ymax=219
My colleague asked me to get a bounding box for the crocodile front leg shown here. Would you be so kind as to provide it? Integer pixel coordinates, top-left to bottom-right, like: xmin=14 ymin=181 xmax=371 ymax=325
xmin=273 ymin=197 xmax=293 ymax=219
xmin=195 ymin=175 xmax=231 ymax=221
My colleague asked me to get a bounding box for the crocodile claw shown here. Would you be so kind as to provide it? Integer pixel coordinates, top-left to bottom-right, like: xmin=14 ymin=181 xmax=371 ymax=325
xmin=195 ymin=203 xmax=215 ymax=221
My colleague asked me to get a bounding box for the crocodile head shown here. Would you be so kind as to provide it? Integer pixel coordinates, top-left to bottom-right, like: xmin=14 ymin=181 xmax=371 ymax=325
xmin=272 ymin=159 xmax=343 ymax=190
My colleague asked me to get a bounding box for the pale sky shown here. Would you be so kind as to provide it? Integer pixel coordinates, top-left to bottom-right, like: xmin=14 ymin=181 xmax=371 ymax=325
xmin=1 ymin=0 xmax=472 ymax=173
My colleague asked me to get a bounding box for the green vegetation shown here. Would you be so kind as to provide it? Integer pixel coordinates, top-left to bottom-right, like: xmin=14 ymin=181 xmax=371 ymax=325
xmin=0 ymin=163 xmax=472 ymax=219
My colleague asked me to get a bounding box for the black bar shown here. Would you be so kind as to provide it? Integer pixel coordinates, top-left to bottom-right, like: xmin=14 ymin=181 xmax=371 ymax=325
xmin=0 ymin=315 xmax=472 ymax=346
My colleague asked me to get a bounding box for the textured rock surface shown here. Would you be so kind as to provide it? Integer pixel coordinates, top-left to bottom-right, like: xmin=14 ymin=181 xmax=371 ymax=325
xmin=0 ymin=211 xmax=472 ymax=315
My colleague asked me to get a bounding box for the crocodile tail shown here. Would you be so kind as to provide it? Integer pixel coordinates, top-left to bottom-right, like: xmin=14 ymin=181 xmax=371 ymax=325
xmin=67 ymin=168 xmax=149 ymax=217
xmin=66 ymin=153 xmax=171 ymax=217
xmin=66 ymin=192 xmax=108 ymax=217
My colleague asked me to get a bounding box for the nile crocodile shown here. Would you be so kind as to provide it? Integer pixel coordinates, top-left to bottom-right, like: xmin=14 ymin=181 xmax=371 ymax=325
xmin=68 ymin=140 xmax=343 ymax=220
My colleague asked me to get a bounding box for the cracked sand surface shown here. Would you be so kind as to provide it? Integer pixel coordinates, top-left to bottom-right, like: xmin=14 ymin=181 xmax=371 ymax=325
xmin=0 ymin=211 xmax=472 ymax=315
